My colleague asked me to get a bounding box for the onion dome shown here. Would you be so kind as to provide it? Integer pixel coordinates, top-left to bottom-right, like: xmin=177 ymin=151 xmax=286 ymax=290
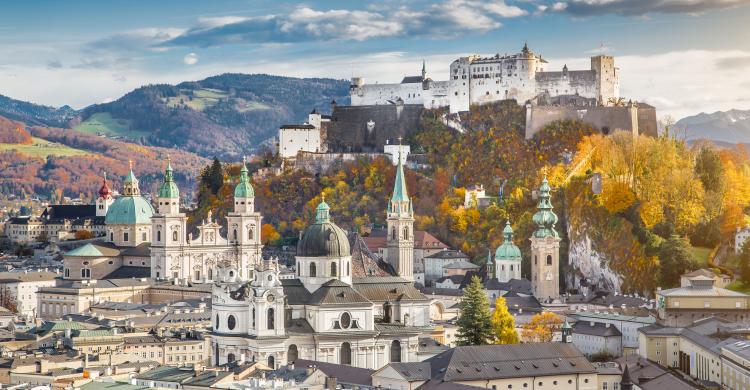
xmin=158 ymin=156 xmax=179 ymax=199
xmin=234 ymin=157 xmax=254 ymax=198
xmin=98 ymin=172 xmax=112 ymax=199
xmin=495 ymin=221 xmax=522 ymax=260
xmin=105 ymin=163 xmax=154 ymax=225
xmin=532 ymin=176 xmax=559 ymax=238
xmin=297 ymin=194 xmax=350 ymax=258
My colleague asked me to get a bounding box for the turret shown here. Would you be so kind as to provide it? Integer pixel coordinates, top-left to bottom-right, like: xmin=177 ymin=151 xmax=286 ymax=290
xmin=561 ymin=319 xmax=572 ymax=343
xmin=495 ymin=221 xmax=522 ymax=282
xmin=157 ymin=156 xmax=180 ymax=215
xmin=95 ymin=172 xmax=113 ymax=217
xmin=122 ymin=160 xmax=140 ymax=196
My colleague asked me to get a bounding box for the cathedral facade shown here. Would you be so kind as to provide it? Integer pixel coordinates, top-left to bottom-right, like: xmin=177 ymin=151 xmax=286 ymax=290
xmin=350 ymin=43 xmax=619 ymax=113
xmin=211 ymin=155 xmax=431 ymax=370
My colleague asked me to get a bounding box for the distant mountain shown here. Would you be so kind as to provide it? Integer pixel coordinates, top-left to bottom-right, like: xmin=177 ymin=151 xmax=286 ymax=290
xmin=0 ymin=94 xmax=77 ymax=128
xmin=78 ymin=73 xmax=350 ymax=158
xmin=675 ymin=109 xmax=750 ymax=144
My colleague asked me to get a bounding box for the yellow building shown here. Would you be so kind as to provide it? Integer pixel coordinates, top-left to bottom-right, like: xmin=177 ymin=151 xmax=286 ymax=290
xmin=656 ymin=276 xmax=750 ymax=327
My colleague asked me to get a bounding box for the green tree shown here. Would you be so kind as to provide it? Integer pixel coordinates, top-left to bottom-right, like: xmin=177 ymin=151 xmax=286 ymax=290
xmin=694 ymin=146 xmax=724 ymax=193
xmin=659 ymin=235 xmax=697 ymax=287
xmin=491 ymin=297 xmax=519 ymax=344
xmin=740 ymin=240 xmax=750 ymax=284
xmin=456 ymin=276 xmax=493 ymax=346
xmin=202 ymin=157 xmax=224 ymax=195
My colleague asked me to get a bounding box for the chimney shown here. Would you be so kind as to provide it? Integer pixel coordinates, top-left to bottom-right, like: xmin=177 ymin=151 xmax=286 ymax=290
xmin=306 ymin=365 xmax=315 ymax=376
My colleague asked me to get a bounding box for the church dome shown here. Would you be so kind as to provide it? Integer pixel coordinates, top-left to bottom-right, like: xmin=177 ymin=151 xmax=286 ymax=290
xmin=297 ymin=197 xmax=350 ymax=258
xmin=234 ymin=159 xmax=254 ymax=198
xmin=105 ymin=196 xmax=154 ymax=225
xmin=495 ymin=221 xmax=521 ymax=260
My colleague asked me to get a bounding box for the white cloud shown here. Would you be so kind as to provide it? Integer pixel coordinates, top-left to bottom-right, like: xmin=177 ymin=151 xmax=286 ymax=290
xmin=183 ymin=52 xmax=199 ymax=65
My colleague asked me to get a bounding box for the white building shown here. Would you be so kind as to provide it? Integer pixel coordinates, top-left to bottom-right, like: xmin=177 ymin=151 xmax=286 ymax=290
xmin=571 ymin=311 xmax=655 ymax=355
xmin=571 ymin=321 xmax=623 ymax=358
xmin=351 ymin=44 xmax=619 ymax=114
xmin=721 ymin=340 xmax=750 ymax=390
xmin=0 ymin=271 xmax=58 ymax=319
xmin=278 ymin=110 xmax=329 ymax=158
xmin=423 ymin=250 xmax=469 ymax=285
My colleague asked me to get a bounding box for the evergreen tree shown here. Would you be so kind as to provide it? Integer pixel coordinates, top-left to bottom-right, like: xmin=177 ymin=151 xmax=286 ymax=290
xmin=491 ymin=296 xmax=519 ymax=344
xmin=658 ymin=235 xmax=697 ymax=287
xmin=201 ymin=157 xmax=224 ymax=195
xmin=456 ymin=276 xmax=493 ymax=346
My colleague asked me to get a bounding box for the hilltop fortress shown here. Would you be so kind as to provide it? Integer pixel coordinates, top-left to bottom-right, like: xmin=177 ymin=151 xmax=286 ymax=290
xmin=350 ymin=43 xmax=620 ymax=114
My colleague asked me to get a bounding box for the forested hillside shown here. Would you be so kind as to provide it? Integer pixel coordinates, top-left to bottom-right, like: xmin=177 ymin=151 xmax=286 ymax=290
xmin=78 ymin=74 xmax=350 ymax=158
xmin=190 ymin=100 xmax=750 ymax=296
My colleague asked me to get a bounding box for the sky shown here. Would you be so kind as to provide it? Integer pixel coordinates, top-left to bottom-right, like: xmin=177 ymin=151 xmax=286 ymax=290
xmin=1 ymin=0 xmax=750 ymax=119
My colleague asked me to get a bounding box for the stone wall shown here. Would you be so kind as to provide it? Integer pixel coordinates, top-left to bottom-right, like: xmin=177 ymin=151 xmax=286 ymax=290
xmin=525 ymin=104 xmax=657 ymax=139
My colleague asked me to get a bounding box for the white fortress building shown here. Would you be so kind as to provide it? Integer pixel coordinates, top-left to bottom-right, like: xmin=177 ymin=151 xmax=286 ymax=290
xmin=350 ymin=43 xmax=619 ymax=113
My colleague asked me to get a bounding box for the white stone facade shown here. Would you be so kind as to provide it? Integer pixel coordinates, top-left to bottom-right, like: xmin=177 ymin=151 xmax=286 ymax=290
xmin=351 ymin=45 xmax=619 ymax=114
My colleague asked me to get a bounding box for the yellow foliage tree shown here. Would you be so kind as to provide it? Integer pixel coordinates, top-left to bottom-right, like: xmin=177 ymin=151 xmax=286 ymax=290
xmin=521 ymin=312 xmax=563 ymax=342
xmin=261 ymin=223 xmax=281 ymax=245
xmin=491 ymin=297 xmax=519 ymax=344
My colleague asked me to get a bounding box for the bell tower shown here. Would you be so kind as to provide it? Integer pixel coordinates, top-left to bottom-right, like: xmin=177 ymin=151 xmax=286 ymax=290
xmin=529 ymin=176 xmax=561 ymax=301
xmin=151 ymin=157 xmax=187 ymax=280
xmin=386 ymin=147 xmax=414 ymax=282
xmin=226 ymin=157 xmax=263 ymax=280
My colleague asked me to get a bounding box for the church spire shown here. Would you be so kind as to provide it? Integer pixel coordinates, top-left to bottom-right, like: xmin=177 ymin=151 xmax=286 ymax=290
xmin=122 ymin=160 xmax=141 ymax=196
xmin=391 ymin=149 xmax=409 ymax=203
xmin=234 ymin=156 xmax=254 ymax=199
xmin=532 ymin=176 xmax=558 ymax=238
xmin=158 ymin=155 xmax=179 ymax=199
xmin=421 ymin=60 xmax=426 ymax=79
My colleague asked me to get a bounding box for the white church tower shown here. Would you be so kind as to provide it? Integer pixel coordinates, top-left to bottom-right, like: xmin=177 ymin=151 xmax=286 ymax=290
xmin=151 ymin=157 xmax=187 ymax=280
xmin=530 ymin=176 xmax=561 ymax=301
xmin=226 ymin=157 xmax=264 ymax=279
xmin=387 ymin=151 xmax=414 ymax=282
xmin=95 ymin=172 xmax=114 ymax=217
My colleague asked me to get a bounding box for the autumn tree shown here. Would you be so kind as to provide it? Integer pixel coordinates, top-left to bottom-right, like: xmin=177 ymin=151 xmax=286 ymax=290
xmin=740 ymin=240 xmax=750 ymax=285
xmin=75 ymin=230 xmax=94 ymax=240
xmin=658 ymin=235 xmax=697 ymax=287
xmin=456 ymin=276 xmax=493 ymax=346
xmin=491 ymin=297 xmax=519 ymax=344
xmin=521 ymin=312 xmax=563 ymax=343
xmin=261 ymin=223 xmax=281 ymax=245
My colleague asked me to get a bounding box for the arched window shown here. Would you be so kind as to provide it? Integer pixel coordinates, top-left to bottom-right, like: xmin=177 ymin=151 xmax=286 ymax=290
xmin=233 ymin=229 xmax=237 ymax=241
xmin=64 ymin=269 xmax=69 ymax=277
xmin=331 ymin=262 xmax=337 ymax=277
xmin=227 ymin=353 xmax=236 ymax=363
xmin=227 ymin=315 xmax=236 ymax=330
xmin=534 ymin=255 xmax=538 ymax=265
xmin=346 ymin=261 xmax=350 ymax=276
xmin=252 ymin=308 xmax=256 ymax=328
xmin=546 ymin=255 xmax=552 ymax=265
xmin=157 ymin=231 xmax=161 ymax=241
xmin=248 ymin=227 xmax=254 ymax=240
xmin=172 ymin=230 xmax=178 ymax=242
xmin=390 ymin=340 xmax=402 ymax=362
xmin=310 ymin=262 xmax=317 ymax=277
xmin=287 ymin=344 xmax=298 ymax=363
xmin=110 ymin=232 xmax=114 ymax=241
xmin=340 ymin=342 xmax=352 ymax=365
xmin=403 ymin=226 xmax=409 ymax=240
xmin=267 ymin=308 xmax=275 ymax=330
xmin=215 ymin=314 xmax=219 ymax=329
xmin=267 ymin=355 xmax=275 ymax=369
xmin=391 ymin=227 xmax=397 ymax=240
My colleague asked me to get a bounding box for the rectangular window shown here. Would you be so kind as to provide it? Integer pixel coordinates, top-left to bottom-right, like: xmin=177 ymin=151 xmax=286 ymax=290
xmin=124 ymin=232 xmax=129 ymax=242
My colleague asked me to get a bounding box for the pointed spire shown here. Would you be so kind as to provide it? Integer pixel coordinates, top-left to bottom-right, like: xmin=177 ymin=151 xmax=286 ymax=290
xmin=532 ymin=175 xmax=559 ymax=238
xmin=122 ymin=160 xmax=140 ymax=196
xmin=234 ymin=156 xmax=254 ymax=198
xmin=391 ymin=141 xmax=409 ymax=203
xmin=98 ymin=171 xmax=112 ymax=199
xmin=158 ymin=156 xmax=179 ymax=199
xmin=421 ymin=60 xmax=426 ymax=79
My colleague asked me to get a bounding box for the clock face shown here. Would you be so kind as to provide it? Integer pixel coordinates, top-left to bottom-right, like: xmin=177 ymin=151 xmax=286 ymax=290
xmin=267 ymin=295 xmax=275 ymax=302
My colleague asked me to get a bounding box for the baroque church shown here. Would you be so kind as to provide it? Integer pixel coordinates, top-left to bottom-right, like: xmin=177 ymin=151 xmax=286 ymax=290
xmin=211 ymin=154 xmax=432 ymax=369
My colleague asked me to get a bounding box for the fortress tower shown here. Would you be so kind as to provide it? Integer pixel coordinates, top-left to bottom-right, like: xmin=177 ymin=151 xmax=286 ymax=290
xmin=591 ymin=55 xmax=620 ymax=104
xmin=529 ymin=176 xmax=561 ymax=301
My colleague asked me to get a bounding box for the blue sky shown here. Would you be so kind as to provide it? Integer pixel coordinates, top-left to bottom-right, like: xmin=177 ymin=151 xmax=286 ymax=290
xmin=1 ymin=0 xmax=749 ymax=118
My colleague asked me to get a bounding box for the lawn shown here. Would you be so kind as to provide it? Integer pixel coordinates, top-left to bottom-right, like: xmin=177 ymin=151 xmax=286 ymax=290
xmin=0 ymin=137 xmax=90 ymax=158
xmin=726 ymin=280 xmax=750 ymax=294
xmin=689 ymin=246 xmax=713 ymax=265
xmin=74 ymin=112 xmax=148 ymax=139
xmin=235 ymin=98 xmax=270 ymax=112
xmin=165 ymin=88 xmax=230 ymax=111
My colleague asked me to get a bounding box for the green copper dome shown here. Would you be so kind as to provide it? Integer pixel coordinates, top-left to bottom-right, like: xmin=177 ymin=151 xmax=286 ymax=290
xmin=532 ymin=176 xmax=559 ymax=238
xmin=234 ymin=160 xmax=254 ymax=198
xmin=158 ymin=159 xmax=179 ymax=199
xmin=495 ymin=221 xmax=522 ymax=260
xmin=297 ymin=195 xmax=350 ymax=258
xmin=105 ymin=196 xmax=154 ymax=225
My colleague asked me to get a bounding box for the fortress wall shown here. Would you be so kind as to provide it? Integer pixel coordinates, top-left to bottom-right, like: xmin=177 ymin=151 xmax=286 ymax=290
xmin=295 ymin=152 xmax=383 ymax=174
xmin=351 ymin=83 xmax=424 ymax=106
xmin=535 ymin=70 xmax=598 ymax=99
xmin=525 ymin=105 xmax=656 ymax=139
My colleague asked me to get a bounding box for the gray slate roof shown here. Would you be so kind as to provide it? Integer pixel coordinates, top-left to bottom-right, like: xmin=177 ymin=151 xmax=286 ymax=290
xmin=573 ymin=321 xmax=622 ymax=337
